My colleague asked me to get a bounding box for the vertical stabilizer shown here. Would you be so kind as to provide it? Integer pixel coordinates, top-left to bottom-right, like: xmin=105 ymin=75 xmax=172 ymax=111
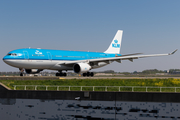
xmin=104 ymin=30 xmax=123 ymax=54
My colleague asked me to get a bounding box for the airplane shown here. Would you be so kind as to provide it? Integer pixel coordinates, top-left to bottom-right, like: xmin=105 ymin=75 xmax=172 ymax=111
xmin=3 ymin=30 xmax=177 ymax=77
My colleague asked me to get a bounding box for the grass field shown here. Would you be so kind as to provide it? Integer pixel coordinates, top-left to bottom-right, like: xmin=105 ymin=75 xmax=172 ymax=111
xmin=1 ymin=78 xmax=180 ymax=92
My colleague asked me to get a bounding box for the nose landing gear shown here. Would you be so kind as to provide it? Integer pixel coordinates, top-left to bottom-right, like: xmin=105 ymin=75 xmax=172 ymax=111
xmin=19 ymin=68 xmax=24 ymax=76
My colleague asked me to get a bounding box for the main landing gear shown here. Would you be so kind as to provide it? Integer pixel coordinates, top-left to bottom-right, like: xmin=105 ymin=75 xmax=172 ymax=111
xmin=56 ymin=71 xmax=67 ymax=77
xmin=82 ymin=72 xmax=94 ymax=77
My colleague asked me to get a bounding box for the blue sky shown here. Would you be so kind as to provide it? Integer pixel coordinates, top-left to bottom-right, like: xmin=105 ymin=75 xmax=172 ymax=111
xmin=0 ymin=0 xmax=179 ymax=72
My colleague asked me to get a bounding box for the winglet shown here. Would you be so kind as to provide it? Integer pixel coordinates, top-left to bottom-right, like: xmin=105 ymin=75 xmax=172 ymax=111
xmin=169 ymin=49 xmax=178 ymax=55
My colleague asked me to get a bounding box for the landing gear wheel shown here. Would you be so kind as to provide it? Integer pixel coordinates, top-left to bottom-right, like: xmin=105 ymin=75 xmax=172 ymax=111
xmin=87 ymin=72 xmax=90 ymax=77
xmin=90 ymin=72 xmax=94 ymax=77
xmin=59 ymin=73 xmax=63 ymax=76
xmin=56 ymin=73 xmax=60 ymax=76
xmin=83 ymin=73 xmax=87 ymax=77
xmin=63 ymin=73 xmax=67 ymax=76
xmin=20 ymin=73 xmax=23 ymax=76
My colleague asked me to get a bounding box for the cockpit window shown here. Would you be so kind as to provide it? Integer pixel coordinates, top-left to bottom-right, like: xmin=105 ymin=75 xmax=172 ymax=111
xmin=7 ymin=53 xmax=17 ymax=56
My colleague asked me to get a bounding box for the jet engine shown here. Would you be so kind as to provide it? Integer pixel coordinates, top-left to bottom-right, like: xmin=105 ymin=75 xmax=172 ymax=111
xmin=73 ymin=63 xmax=91 ymax=73
xmin=25 ymin=69 xmax=43 ymax=74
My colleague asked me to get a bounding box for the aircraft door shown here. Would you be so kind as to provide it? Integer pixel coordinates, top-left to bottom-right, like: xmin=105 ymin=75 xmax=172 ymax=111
xmin=23 ymin=51 xmax=29 ymax=59
xmin=87 ymin=54 xmax=90 ymax=59
xmin=47 ymin=52 xmax=52 ymax=60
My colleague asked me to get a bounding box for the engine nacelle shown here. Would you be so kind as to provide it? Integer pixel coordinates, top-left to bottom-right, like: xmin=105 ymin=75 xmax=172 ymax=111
xmin=73 ymin=63 xmax=91 ymax=74
xmin=25 ymin=69 xmax=43 ymax=74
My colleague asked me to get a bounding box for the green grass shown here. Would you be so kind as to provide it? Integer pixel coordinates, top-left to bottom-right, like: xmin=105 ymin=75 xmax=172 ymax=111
xmin=1 ymin=78 xmax=180 ymax=92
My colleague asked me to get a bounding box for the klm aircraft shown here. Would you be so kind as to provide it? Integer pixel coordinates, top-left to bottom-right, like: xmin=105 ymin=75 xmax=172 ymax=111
xmin=3 ymin=30 xmax=177 ymax=76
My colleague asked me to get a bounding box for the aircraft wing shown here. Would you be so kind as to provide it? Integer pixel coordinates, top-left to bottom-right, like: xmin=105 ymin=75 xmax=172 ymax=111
xmin=60 ymin=49 xmax=178 ymax=65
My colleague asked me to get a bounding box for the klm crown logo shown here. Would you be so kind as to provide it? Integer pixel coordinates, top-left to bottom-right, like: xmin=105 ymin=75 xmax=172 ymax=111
xmin=35 ymin=50 xmax=42 ymax=55
xmin=114 ymin=40 xmax=118 ymax=43
xmin=112 ymin=39 xmax=120 ymax=48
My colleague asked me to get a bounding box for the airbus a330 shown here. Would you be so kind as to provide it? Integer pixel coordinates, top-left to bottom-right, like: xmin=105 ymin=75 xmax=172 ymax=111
xmin=3 ymin=30 xmax=177 ymax=76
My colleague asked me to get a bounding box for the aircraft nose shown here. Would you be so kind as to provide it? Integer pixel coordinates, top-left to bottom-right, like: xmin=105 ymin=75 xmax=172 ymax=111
xmin=3 ymin=56 xmax=6 ymax=61
xmin=3 ymin=56 xmax=12 ymax=65
xmin=3 ymin=57 xmax=8 ymax=64
xmin=2 ymin=57 xmax=17 ymax=68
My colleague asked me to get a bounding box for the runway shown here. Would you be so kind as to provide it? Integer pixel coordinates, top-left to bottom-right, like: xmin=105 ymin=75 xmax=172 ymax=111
xmin=0 ymin=76 xmax=180 ymax=80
